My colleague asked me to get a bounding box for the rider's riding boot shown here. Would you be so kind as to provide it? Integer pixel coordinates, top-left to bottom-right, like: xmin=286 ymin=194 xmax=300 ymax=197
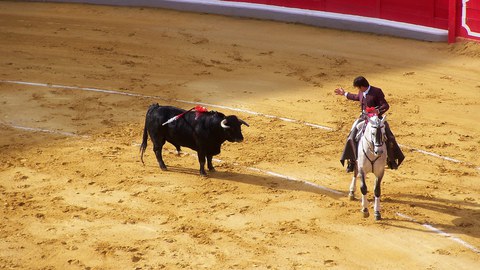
xmin=346 ymin=128 xmax=359 ymax=173
xmin=387 ymin=141 xmax=398 ymax=170
xmin=346 ymin=160 xmax=355 ymax=173
xmin=341 ymin=125 xmax=359 ymax=173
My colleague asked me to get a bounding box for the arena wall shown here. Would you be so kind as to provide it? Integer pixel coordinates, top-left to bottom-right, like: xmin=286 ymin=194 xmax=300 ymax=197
xmin=225 ymin=0 xmax=480 ymax=42
xmin=225 ymin=0 xmax=449 ymax=29
xmin=29 ymin=0 xmax=479 ymax=42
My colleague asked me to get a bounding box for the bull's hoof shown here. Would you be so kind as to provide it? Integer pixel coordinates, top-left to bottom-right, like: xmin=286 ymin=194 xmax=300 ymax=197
xmin=374 ymin=211 xmax=382 ymax=221
xmin=362 ymin=208 xmax=370 ymax=218
xmin=208 ymin=167 xmax=216 ymax=172
xmin=160 ymin=165 xmax=167 ymax=171
xmin=348 ymin=192 xmax=355 ymax=201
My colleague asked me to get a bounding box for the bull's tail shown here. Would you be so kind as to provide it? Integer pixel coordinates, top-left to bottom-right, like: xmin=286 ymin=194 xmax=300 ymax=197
xmin=140 ymin=103 xmax=158 ymax=164
xmin=140 ymin=121 xmax=148 ymax=165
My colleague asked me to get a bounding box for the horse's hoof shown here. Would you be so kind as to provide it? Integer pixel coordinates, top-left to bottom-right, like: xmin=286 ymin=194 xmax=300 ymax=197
xmin=348 ymin=192 xmax=355 ymax=201
xmin=362 ymin=208 xmax=369 ymax=218
xmin=374 ymin=211 xmax=382 ymax=220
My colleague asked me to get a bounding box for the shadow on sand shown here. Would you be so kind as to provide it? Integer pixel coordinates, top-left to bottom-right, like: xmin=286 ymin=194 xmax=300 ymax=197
xmin=160 ymin=165 xmax=344 ymax=199
xmin=384 ymin=193 xmax=480 ymax=243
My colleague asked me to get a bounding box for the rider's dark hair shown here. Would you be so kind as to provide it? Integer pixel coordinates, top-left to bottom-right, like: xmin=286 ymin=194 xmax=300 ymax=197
xmin=353 ymin=76 xmax=370 ymax=88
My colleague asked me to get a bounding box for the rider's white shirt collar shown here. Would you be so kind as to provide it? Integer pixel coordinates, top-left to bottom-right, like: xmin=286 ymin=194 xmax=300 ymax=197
xmin=363 ymin=85 xmax=371 ymax=98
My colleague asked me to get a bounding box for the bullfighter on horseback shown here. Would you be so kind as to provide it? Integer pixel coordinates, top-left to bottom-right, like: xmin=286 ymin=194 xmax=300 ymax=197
xmin=334 ymin=76 xmax=404 ymax=172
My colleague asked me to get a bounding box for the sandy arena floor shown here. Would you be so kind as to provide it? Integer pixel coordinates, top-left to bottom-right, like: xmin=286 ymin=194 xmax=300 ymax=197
xmin=0 ymin=1 xmax=479 ymax=269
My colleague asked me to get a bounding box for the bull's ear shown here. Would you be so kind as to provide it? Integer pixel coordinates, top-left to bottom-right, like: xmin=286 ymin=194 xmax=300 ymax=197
xmin=239 ymin=119 xmax=249 ymax=127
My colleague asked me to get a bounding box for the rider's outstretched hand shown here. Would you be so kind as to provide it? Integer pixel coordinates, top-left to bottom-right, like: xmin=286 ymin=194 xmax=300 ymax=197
xmin=334 ymin=87 xmax=345 ymax=96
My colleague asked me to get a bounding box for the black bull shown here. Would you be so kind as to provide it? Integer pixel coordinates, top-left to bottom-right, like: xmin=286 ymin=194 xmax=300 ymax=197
xmin=140 ymin=104 xmax=249 ymax=175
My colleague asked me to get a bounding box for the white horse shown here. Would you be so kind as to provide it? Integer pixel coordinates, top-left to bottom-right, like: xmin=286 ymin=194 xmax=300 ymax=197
xmin=349 ymin=114 xmax=387 ymax=220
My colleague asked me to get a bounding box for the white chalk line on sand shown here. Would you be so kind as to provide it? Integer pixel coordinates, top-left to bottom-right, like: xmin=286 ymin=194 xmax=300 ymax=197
xmin=2 ymin=79 xmax=478 ymax=170
xmin=396 ymin=213 xmax=480 ymax=254
xmin=0 ymin=121 xmax=88 ymax=138
xmin=0 ymin=80 xmax=333 ymax=131
xmin=399 ymin=144 xmax=480 ymax=171
xmin=3 ymin=122 xmax=479 ymax=254
xmin=400 ymin=144 xmax=463 ymax=163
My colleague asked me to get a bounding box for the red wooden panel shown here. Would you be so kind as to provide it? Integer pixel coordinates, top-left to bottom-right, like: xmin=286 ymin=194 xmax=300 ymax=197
xmin=467 ymin=0 xmax=480 ymax=9
xmin=379 ymin=0 xmax=445 ymax=27
xmin=454 ymin=0 xmax=480 ymax=41
xmin=223 ymin=0 xmax=450 ymax=29
xmin=435 ymin=0 xmax=449 ymax=18
xmin=381 ymin=0 xmax=434 ymax=18
xmin=235 ymin=0 xmax=269 ymax=4
xmin=467 ymin=19 xmax=480 ymax=29
xmin=279 ymin=0 xmax=325 ymax=10
xmin=466 ymin=8 xmax=480 ymax=16
xmin=433 ymin=17 xmax=449 ymax=29
xmin=434 ymin=0 xmax=449 ymax=29
xmin=225 ymin=0 xmax=325 ymax=11
xmin=463 ymin=0 xmax=480 ymax=39
xmin=324 ymin=0 xmax=378 ymax=17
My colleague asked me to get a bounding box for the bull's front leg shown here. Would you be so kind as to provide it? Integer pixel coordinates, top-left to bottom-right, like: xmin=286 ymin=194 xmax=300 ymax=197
xmin=197 ymin=151 xmax=207 ymax=176
xmin=207 ymin=155 xmax=215 ymax=172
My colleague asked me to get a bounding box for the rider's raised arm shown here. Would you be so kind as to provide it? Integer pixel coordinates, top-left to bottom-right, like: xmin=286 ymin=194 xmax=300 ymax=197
xmin=346 ymin=92 xmax=360 ymax=101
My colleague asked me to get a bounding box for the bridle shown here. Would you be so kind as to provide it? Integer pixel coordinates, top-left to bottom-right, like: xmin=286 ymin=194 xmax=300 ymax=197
xmin=361 ymin=116 xmax=386 ymax=173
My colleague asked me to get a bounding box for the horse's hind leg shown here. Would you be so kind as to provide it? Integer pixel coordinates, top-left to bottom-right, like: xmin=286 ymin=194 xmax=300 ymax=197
xmin=359 ymin=171 xmax=369 ymax=218
xmin=349 ymin=165 xmax=358 ymax=200
xmin=373 ymin=175 xmax=383 ymax=220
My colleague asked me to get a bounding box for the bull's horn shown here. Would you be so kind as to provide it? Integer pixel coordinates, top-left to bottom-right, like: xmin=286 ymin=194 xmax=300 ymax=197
xmin=240 ymin=119 xmax=249 ymax=127
xmin=221 ymin=119 xmax=230 ymax=129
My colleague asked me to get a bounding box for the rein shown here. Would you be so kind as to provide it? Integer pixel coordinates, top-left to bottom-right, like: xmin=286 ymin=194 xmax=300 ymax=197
xmin=362 ymin=140 xmax=382 ymax=174
xmin=360 ymin=116 xmax=385 ymax=174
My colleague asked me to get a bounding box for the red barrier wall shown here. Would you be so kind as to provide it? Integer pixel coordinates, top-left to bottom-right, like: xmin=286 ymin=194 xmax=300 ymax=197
xmin=457 ymin=0 xmax=480 ymax=41
xmin=225 ymin=0 xmax=449 ymax=29
xmin=224 ymin=0 xmax=480 ymax=42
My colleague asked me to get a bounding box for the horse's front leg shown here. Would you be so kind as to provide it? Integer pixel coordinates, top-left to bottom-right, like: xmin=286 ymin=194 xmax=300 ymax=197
xmin=373 ymin=173 xmax=384 ymax=220
xmin=348 ymin=164 xmax=358 ymax=200
xmin=359 ymin=170 xmax=369 ymax=218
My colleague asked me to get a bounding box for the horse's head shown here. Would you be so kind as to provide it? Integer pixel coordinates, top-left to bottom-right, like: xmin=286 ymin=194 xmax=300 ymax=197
xmin=366 ymin=115 xmax=387 ymax=156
